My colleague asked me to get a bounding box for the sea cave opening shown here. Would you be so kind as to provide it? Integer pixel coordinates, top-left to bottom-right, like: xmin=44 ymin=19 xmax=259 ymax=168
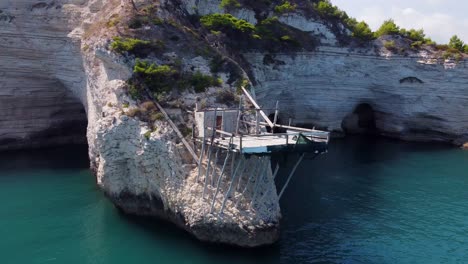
xmin=342 ymin=103 xmax=377 ymax=135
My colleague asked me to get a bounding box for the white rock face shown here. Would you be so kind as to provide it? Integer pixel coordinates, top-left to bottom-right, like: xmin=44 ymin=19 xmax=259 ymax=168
xmin=278 ymin=13 xmax=337 ymax=46
xmin=0 ymin=0 xmax=88 ymax=149
xmin=246 ymin=48 xmax=468 ymax=144
xmin=181 ymin=0 xmax=257 ymax=24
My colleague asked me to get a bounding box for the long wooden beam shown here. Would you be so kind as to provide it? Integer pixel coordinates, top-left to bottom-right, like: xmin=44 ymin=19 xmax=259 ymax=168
xmin=241 ymin=87 xmax=274 ymax=128
xmin=153 ymin=101 xmax=200 ymax=164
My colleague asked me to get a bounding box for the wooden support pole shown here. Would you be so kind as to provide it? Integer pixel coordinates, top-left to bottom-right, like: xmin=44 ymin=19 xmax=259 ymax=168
xmin=210 ymin=148 xmax=220 ymax=187
xmin=196 ymin=136 xmax=206 ymax=182
xmin=235 ymin=96 xmax=243 ymax=135
xmin=256 ymin=109 xmax=260 ymax=135
xmin=211 ymin=109 xmax=218 ymax=138
xmin=209 ymin=150 xmax=231 ymax=214
xmin=192 ymin=124 xmax=195 ymax=140
xmin=258 ymin=163 xmax=280 ymax=205
xmin=230 ymin=152 xmax=236 ymax=179
xmin=278 ymin=153 xmax=305 ymax=199
xmin=235 ymin=157 xmax=264 ymax=208
xmin=250 ymin=159 xmax=269 ymax=207
xmin=273 ymin=100 xmax=279 ymax=128
xmin=219 ymin=157 xmax=244 ymax=215
xmin=221 ymin=110 xmax=225 ymax=132
xmin=235 ymin=158 xmax=250 ymax=191
xmin=202 ymin=144 xmax=214 ymax=199
xmin=203 ymin=109 xmax=218 ymax=198
xmin=152 ymin=101 xmax=199 ymax=164
xmin=272 ymin=164 xmax=280 ymax=180
xmin=240 ymin=133 xmax=243 ymax=154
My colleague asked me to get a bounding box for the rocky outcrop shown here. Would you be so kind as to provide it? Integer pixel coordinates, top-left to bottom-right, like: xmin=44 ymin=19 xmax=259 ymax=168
xmin=0 ymin=0 xmax=281 ymax=247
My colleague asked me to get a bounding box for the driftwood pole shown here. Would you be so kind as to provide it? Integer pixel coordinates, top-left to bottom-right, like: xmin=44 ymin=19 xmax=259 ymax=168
xmin=278 ymin=153 xmax=306 ymax=199
xmin=219 ymin=158 xmax=244 ymax=215
xmin=203 ymin=109 xmax=218 ymax=199
xmin=209 ymin=150 xmax=231 ymax=214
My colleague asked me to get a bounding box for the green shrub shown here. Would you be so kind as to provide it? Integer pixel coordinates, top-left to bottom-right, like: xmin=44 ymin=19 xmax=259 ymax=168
xmin=190 ymin=71 xmax=222 ymax=93
xmin=127 ymin=108 xmax=141 ymax=117
xmin=220 ymin=0 xmax=241 ymax=9
xmin=442 ymin=46 xmax=462 ymax=60
xmin=200 ymin=14 xmax=255 ymax=34
xmin=150 ymin=112 xmax=164 ymax=121
xmin=280 ymin=35 xmax=292 ymax=41
xmin=140 ymin=101 xmax=157 ymax=112
xmin=254 ymin=16 xmax=300 ymax=49
xmin=106 ymin=14 xmax=120 ymax=28
xmin=274 ymin=1 xmax=297 ymax=14
xmin=235 ymin=78 xmax=250 ymax=94
xmin=133 ymin=60 xmax=179 ymax=93
xmin=210 ymin=55 xmax=225 ymax=73
xmin=314 ymin=0 xmax=343 ymax=18
xmin=128 ymin=16 xmax=145 ymax=29
xmin=383 ymin=40 xmax=396 ymax=50
xmin=464 ymin=45 xmax=468 ymax=53
xmin=252 ymin=34 xmax=262 ymax=39
xmin=374 ymin=19 xmax=400 ymax=37
xmin=134 ymin=60 xmax=176 ymax=77
xmin=313 ymin=1 xmax=374 ymax=42
xmin=435 ymin=44 xmax=449 ymax=51
xmin=144 ymin=130 xmax=152 ymax=140
xmin=110 ymin=37 xmax=163 ymax=57
xmin=400 ymin=28 xmax=425 ymax=42
xmin=449 ymin=35 xmax=465 ymax=52
xmin=178 ymin=125 xmax=193 ymax=138
xmin=216 ymin=89 xmax=238 ymax=106
xmin=128 ymin=83 xmax=142 ymax=100
xmin=152 ymin=17 xmax=164 ymax=25
xmin=351 ymin=21 xmax=374 ymax=41
xmin=411 ymin=41 xmax=423 ymax=49
xmin=424 ymin=38 xmax=436 ymax=45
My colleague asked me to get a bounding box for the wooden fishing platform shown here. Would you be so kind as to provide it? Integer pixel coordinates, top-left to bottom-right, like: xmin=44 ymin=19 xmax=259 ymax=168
xmin=190 ymin=86 xmax=330 ymax=215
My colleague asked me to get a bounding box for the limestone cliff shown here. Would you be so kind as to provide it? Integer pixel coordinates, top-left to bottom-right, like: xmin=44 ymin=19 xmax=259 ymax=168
xmin=248 ymin=48 xmax=468 ymax=145
xmin=1 ymin=0 xmax=467 ymax=248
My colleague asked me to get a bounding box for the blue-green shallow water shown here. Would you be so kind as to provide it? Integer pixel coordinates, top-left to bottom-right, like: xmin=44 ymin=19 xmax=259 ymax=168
xmin=1 ymin=137 xmax=468 ymax=264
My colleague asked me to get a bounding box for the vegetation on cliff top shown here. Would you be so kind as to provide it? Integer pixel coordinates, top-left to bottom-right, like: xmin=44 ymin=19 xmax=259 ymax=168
xmin=129 ymin=59 xmax=222 ymax=100
xmin=110 ymin=37 xmax=164 ymax=57
xmin=200 ymin=14 xmax=315 ymax=52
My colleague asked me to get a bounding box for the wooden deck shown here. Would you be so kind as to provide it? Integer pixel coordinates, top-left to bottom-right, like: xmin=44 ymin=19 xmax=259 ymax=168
xmin=199 ymin=131 xmax=329 ymax=154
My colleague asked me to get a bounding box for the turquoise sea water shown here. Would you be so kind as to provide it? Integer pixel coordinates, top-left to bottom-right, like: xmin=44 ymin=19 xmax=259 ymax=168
xmin=1 ymin=137 xmax=468 ymax=264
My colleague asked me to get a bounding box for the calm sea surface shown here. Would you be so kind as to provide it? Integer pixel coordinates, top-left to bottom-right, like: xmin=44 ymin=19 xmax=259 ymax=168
xmin=1 ymin=137 xmax=468 ymax=264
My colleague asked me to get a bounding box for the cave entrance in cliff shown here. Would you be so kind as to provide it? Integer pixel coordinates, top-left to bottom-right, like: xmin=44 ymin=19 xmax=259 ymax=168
xmin=342 ymin=103 xmax=377 ymax=134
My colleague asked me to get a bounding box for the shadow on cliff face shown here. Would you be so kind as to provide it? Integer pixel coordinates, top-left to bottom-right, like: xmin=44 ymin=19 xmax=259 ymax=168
xmin=0 ymin=145 xmax=90 ymax=171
